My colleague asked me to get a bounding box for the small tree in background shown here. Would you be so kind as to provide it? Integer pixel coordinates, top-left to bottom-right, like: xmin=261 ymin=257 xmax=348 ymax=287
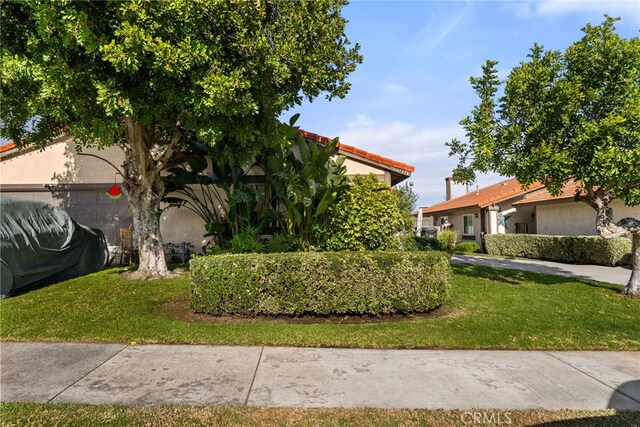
xmin=447 ymin=16 xmax=640 ymax=295
xmin=394 ymin=181 xmax=419 ymax=231
xmin=1 ymin=0 xmax=361 ymax=278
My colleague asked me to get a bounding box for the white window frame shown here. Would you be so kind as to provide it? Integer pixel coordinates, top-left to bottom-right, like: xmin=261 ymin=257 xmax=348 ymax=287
xmin=463 ymin=214 xmax=474 ymax=236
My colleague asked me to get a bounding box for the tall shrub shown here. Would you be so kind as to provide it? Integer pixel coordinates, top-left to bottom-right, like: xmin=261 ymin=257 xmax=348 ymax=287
xmin=322 ymin=174 xmax=407 ymax=251
xmin=437 ymin=230 xmax=459 ymax=253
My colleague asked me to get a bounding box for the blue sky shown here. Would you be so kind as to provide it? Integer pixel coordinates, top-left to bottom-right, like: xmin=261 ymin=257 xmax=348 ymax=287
xmin=287 ymin=0 xmax=640 ymax=208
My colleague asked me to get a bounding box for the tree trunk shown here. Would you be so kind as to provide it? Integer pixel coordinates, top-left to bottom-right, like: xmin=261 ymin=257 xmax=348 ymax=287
xmin=626 ymin=234 xmax=640 ymax=296
xmin=121 ymin=118 xmax=179 ymax=279
xmin=587 ymin=192 xmax=640 ymax=296
xmin=127 ymin=178 xmax=172 ymax=279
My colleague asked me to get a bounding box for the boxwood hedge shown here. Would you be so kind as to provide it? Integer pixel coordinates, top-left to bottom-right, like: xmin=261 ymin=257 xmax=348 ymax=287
xmin=190 ymin=251 xmax=451 ymax=316
xmin=483 ymin=234 xmax=631 ymax=266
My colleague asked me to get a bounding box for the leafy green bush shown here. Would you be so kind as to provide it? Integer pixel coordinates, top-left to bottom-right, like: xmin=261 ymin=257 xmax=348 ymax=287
xmin=437 ymin=230 xmax=459 ymax=253
xmin=483 ymin=234 xmax=632 ymax=266
xmin=190 ymin=251 xmax=451 ymax=316
xmin=231 ymin=226 xmax=264 ymax=253
xmin=398 ymin=235 xmax=443 ymax=252
xmin=416 ymin=237 xmax=443 ymax=251
xmin=204 ymin=245 xmax=223 ymax=256
xmin=454 ymin=242 xmax=481 ymax=253
xmin=322 ymin=174 xmax=408 ymax=251
xmin=264 ymin=233 xmax=301 ymax=253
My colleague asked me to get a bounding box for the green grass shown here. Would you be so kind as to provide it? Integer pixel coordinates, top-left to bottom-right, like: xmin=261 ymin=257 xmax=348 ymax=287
xmin=2 ymin=403 xmax=639 ymax=427
xmin=1 ymin=263 xmax=638 ymax=350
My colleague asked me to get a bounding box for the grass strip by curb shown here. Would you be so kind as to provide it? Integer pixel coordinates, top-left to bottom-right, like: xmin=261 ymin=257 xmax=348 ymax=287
xmin=2 ymin=403 xmax=640 ymax=427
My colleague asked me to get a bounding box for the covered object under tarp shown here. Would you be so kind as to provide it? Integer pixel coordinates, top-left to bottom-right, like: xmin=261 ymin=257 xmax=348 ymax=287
xmin=0 ymin=195 xmax=109 ymax=297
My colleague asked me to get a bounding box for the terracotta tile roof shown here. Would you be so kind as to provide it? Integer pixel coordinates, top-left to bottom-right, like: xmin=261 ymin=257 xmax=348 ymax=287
xmin=512 ymin=180 xmax=582 ymax=205
xmin=419 ymin=178 xmax=544 ymax=215
xmin=0 ymin=142 xmax=15 ymax=152
xmin=2 ymin=130 xmax=416 ymax=176
xmin=298 ymin=129 xmax=415 ymax=174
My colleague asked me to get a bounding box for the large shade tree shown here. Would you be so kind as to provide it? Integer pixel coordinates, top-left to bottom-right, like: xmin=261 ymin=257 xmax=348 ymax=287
xmin=1 ymin=0 xmax=361 ymax=278
xmin=447 ymin=16 xmax=640 ymax=295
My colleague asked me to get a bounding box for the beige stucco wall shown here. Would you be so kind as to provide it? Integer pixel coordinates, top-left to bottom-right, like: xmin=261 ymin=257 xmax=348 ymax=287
xmin=493 ymin=198 xmax=536 ymax=235
xmin=0 ymin=138 xmax=126 ymax=185
xmin=342 ymin=157 xmax=389 ymax=185
xmin=506 ymin=203 xmax=536 ymax=234
xmin=160 ymin=185 xmax=230 ymax=250
xmin=438 ymin=209 xmax=482 ymax=243
xmin=1 ymin=140 xmax=397 ymax=251
xmin=536 ymin=199 xmax=639 ymax=236
xmin=160 ymin=199 xmax=210 ymax=249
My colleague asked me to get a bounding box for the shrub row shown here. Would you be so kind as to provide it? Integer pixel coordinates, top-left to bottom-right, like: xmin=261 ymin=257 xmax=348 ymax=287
xmin=397 ymin=234 xmax=443 ymax=252
xmin=190 ymin=251 xmax=451 ymax=316
xmin=454 ymin=242 xmax=481 ymax=253
xmin=483 ymin=234 xmax=631 ymax=266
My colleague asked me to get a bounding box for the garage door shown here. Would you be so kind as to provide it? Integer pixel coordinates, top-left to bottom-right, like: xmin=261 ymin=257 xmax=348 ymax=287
xmin=1 ymin=187 xmax=132 ymax=246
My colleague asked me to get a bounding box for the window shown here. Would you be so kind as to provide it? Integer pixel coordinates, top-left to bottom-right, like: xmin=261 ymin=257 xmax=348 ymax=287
xmin=463 ymin=214 xmax=474 ymax=235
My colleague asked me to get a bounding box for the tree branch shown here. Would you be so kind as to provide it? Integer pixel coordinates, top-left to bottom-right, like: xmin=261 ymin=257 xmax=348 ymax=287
xmin=597 ymin=216 xmax=640 ymax=238
xmin=592 ymin=198 xmax=640 ymax=238
xmin=155 ymin=126 xmax=184 ymax=177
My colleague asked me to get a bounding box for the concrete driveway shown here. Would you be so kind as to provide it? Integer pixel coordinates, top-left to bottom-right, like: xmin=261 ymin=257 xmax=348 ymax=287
xmin=1 ymin=342 xmax=639 ymax=410
xmin=452 ymin=254 xmax=631 ymax=285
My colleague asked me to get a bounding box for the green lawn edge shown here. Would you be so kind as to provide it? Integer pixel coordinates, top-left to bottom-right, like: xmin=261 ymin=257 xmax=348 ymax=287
xmin=1 ymin=263 xmax=638 ymax=350
xmin=2 ymin=403 xmax=640 ymax=427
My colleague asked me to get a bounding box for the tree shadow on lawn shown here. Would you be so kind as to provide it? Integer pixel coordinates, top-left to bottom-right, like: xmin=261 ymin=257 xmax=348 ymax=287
xmin=452 ymin=263 xmax=623 ymax=294
xmin=532 ymin=412 xmax=640 ymax=427
xmin=533 ymin=382 xmax=640 ymax=425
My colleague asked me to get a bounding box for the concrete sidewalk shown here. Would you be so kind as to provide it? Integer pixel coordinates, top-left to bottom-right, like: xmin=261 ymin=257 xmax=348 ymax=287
xmin=1 ymin=342 xmax=639 ymax=410
xmin=452 ymin=254 xmax=631 ymax=285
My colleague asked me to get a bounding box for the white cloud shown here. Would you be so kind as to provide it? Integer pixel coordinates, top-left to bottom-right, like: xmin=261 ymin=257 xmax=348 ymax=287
xmin=347 ymin=114 xmax=375 ymax=128
xmin=505 ymin=0 xmax=640 ymax=23
xmin=383 ymin=82 xmax=408 ymax=95
xmin=404 ymin=1 xmax=474 ymax=57
xmin=538 ymin=0 xmax=639 ymax=19
xmin=336 ymin=118 xmax=507 ymax=207
xmin=336 ymin=120 xmax=460 ymax=206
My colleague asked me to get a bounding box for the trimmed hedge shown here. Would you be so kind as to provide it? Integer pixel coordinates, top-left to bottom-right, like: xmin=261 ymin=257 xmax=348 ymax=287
xmin=190 ymin=251 xmax=451 ymax=316
xmin=437 ymin=230 xmax=459 ymax=253
xmin=397 ymin=235 xmax=443 ymax=252
xmin=454 ymin=242 xmax=481 ymax=253
xmin=483 ymin=234 xmax=632 ymax=266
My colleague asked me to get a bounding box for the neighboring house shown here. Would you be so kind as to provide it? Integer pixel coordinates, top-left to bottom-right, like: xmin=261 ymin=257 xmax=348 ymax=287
xmin=412 ymin=177 xmax=638 ymax=244
xmin=512 ymin=181 xmax=639 ymax=236
xmin=412 ymin=178 xmax=544 ymax=243
xmin=0 ymin=131 xmax=414 ymax=249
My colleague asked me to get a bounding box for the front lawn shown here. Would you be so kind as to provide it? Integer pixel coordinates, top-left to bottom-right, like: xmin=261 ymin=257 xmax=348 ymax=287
xmin=2 ymin=403 xmax=639 ymax=427
xmin=1 ymin=263 xmax=638 ymax=350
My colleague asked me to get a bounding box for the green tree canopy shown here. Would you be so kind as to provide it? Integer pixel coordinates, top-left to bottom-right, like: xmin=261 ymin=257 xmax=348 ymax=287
xmin=1 ymin=0 xmax=361 ymax=278
xmin=447 ymin=16 xmax=640 ymax=294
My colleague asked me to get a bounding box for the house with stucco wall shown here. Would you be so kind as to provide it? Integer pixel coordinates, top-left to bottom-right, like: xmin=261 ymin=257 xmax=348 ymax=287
xmin=512 ymin=181 xmax=639 ymax=236
xmin=413 ymin=178 xmax=544 ymax=243
xmin=412 ymin=178 xmax=639 ymax=245
xmin=0 ymin=130 xmax=414 ymax=249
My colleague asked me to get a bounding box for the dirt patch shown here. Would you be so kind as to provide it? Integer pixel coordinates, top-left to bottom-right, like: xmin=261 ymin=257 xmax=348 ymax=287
xmin=121 ymin=269 xmax=183 ymax=280
xmin=158 ymin=294 xmax=465 ymax=324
